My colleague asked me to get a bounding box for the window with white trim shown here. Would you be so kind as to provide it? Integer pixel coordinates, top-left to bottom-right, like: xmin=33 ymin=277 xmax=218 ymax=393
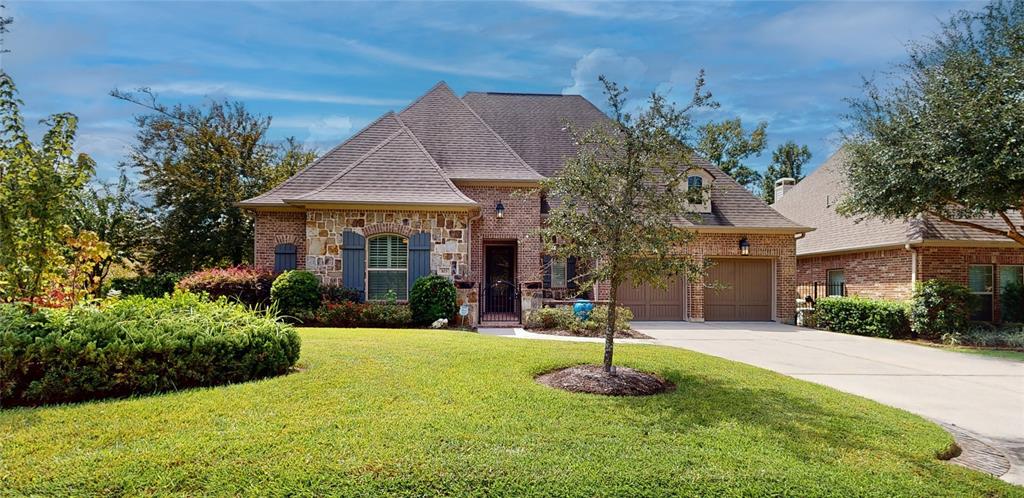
xmin=687 ymin=175 xmax=703 ymax=190
xmin=551 ymin=258 xmax=567 ymax=288
xmin=367 ymin=235 xmax=408 ymax=301
xmin=968 ymin=264 xmax=994 ymax=321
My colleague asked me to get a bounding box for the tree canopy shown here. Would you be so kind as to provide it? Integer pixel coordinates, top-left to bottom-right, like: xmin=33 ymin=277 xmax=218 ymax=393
xmin=540 ymin=75 xmax=714 ymax=372
xmin=840 ymin=0 xmax=1024 ymax=245
xmin=696 ymin=118 xmax=767 ymax=189
xmin=760 ymin=141 xmax=812 ymax=204
xmin=113 ymin=89 xmax=317 ymax=272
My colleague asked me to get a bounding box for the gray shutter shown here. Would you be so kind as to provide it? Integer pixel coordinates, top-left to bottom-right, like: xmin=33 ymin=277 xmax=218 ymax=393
xmin=567 ymin=256 xmax=578 ymax=289
xmin=342 ymin=231 xmax=366 ymax=302
xmin=542 ymin=255 xmax=552 ymax=288
xmin=274 ymin=243 xmax=297 ymax=272
xmin=408 ymin=232 xmax=432 ymax=291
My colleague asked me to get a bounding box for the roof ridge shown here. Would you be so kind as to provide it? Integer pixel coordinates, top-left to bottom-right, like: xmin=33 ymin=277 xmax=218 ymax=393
xmin=465 ymin=91 xmax=575 ymax=97
xmin=290 ymin=127 xmax=408 ymax=201
xmin=453 ymin=89 xmax=544 ymax=179
xmin=249 ymin=111 xmax=397 ymax=201
xmin=393 ymin=114 xmax=478 ymax=205
xmin=397 ymin=80 xmax=451 ymax=115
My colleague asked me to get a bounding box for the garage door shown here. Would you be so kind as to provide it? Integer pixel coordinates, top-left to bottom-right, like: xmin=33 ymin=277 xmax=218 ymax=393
xmin=705 ymin=259 xmax=772 ymax=321
xmin=617 ymin=278 xmax=686 ymax=321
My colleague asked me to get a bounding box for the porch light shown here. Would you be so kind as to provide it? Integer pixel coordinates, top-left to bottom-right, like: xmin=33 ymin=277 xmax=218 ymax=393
xmin=495 ymin=200 xmax=505 ymax=219
xmin=739 ymin=237 xmax=750 ymax=256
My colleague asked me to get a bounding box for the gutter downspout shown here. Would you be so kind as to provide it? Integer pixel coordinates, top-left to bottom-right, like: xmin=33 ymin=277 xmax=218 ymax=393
xmin=904 ymin=243 xmax=918 ymax=288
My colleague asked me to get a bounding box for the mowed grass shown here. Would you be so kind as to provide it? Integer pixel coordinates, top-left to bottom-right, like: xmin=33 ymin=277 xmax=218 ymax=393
xmin=1 ymin=329 xmax=1019 ymax=497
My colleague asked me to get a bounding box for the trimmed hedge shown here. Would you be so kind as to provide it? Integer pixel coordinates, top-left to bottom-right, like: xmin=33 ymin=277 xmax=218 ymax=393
xmin=271 ymin=270 xmax=321 ymax=319
xmin=316 ymin=302 xmax=413 ymax=328
xmin=910 ymin=280 xmax=974 ymax=339
xmin=176 ymin=266 xmax=274 ymax=308
xmin=0 ymin=292 xmax=300 ymax=407
xmin=409 ymin=275 xmax=457 ymax=325
xmin=815 ymin=296 xmax=911 ymax=339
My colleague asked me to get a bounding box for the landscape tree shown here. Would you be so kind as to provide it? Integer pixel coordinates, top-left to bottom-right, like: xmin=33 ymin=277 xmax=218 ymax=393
xmin=112 ymin=89 xmax=318 ymax=271
xmin=696 ymin=118 xmax=767 ymax=189
xmin=840 ymin=0 xmax=1024 ymax=245
xmin=760 ymin=141 xmax=812 ymax=204
xmin=0 ymin=72 xmax=95 ymax=307
xmin=540 ymin=75 xmax=714 ymax=373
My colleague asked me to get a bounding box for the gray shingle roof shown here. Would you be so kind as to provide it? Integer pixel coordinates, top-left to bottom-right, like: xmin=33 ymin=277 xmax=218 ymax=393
xmin=286 ymin=122 xmax=477 ymax=207
xmin=399 ymin=83 xmax=542 ymax=182
xmin=771 ymin=149 xmax=1021 ymax=255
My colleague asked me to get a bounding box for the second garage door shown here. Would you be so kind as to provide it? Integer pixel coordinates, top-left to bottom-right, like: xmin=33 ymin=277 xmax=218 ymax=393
xmin=617 ymin=278 xmax=687 ymax=321
xmin=705 ymin=258 xmax=773 ymax=321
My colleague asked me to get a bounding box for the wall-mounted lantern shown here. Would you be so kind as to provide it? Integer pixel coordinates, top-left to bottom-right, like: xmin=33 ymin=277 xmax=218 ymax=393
xmin=739 ymin=237 xmax=750 ymax=256
xmin=495 ymin=200 xmax=505 ymax=219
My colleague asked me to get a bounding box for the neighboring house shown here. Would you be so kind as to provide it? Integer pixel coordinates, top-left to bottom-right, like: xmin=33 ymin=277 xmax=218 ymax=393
xmin=240 ymin=82 xmax=809 ymax=325
xmin=772 ymin=149 xmax=1024 ymax=322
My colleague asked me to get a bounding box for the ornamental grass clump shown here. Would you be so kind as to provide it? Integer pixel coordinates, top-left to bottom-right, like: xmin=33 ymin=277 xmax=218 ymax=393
xmin=0 ymin=292 xmax=300 ymax=407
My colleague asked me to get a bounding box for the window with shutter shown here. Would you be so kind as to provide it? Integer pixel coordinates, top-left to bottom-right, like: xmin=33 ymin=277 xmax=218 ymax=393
xmin=274 ymin=243 xmax=297 ymax=272
xmin=367 ymin=235 xmax=408 ymax=300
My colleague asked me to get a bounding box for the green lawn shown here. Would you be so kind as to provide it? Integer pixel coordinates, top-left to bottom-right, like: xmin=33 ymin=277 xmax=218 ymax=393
xmin=1 ymin=328 xmax=1019 ymax=497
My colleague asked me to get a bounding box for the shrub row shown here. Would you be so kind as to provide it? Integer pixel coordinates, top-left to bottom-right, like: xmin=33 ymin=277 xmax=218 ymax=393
xmin=316 ymin=302 xmax=414 ymax=328
xmin=942 ymin=324 xmax=1024 ymax=349
xmin=526 ymin=305 xmax=633 ymax=336
xmin=0 ymin=292 xmax=300 ymax=407
xmin=814 ymin=297 xmax=912 ymax=339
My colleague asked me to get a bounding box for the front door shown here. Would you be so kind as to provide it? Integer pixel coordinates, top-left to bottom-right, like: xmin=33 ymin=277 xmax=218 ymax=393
xmin=484 ymin=244 xmax=518 ymax=321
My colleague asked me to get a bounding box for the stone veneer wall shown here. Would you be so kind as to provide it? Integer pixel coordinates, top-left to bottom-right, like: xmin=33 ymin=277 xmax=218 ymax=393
xmin=303 ymin=209 xmax=470 ymax=285
xmin=796 ymin=247 xmax=914 ymax=300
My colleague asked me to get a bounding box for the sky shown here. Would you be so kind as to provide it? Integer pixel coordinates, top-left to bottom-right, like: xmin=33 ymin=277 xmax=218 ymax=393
xmin=4 ymin=0 xmax=980 ymax=181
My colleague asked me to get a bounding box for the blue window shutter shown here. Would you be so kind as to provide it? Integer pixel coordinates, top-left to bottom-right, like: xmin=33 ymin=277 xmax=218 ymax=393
xmin=567 ymin=256 xmax=577 ymax=289
xmin=408 ymin=232 xmax=432 ymax=291
xmin=542 ymin=255 xmax=552 ymax=288
xmin=274 ymin=243 xmax=297 ymax=272
xmin=342 ymin=231 xmax=366 ymax=301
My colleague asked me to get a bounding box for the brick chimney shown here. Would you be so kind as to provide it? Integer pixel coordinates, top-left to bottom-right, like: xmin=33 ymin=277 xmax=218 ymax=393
xmin=774 ymin=177 xmax=796 ymax=201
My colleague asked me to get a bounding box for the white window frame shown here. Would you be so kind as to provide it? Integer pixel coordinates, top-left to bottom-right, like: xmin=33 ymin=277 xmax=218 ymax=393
xmin=550 ymin=257 xmax=568 ymax=289
xmin=968 ymin=264 xmax=994 ymax=321
xmin=367 ymin=234 xmax=409 ymax=301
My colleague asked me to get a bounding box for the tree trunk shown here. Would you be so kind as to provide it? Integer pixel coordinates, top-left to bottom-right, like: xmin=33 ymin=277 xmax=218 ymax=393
xmin=603 ymin=278 xmax=619 ymax=373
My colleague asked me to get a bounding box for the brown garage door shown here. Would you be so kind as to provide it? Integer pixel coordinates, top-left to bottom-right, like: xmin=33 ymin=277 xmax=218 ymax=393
xmin=616 ymin=278 xmax=686 ymax=321
xmin=706 ymin=258 xmax=772 ymax=321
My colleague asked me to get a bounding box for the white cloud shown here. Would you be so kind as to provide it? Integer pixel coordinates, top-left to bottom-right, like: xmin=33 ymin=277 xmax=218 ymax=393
xmin=329 ymin=37 xmax=542 ymax=81
xmin=523 ymin=1 xmax=721 ymax=21
xmin=143 ymin=82 xmax=405 ymax=107
xmin=562 ymin=49 xmax=647 ymax=100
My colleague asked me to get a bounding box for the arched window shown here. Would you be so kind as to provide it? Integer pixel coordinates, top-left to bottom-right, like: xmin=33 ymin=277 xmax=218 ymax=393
xmin=274 ymin=243 xmax=297 ymax=272
xmin=687 ymin=175 xmax=703 ymax=190
xmin=367 ymin=234 xmax=408 ymax=300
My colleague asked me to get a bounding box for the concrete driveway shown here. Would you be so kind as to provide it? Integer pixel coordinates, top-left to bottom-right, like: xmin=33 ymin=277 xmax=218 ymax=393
xmin=633 ymin=321 xmax=1024 ymax=483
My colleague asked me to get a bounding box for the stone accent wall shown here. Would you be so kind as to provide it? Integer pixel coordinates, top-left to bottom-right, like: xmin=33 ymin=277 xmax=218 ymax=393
xmin=797 ymin=247 xmax=914 ymax=300
xmin=594 ymin=232 xmax=798 ymax=324
xmin=304 ymin=209 xmax=470 ymax=285
xmin=918 ymin=245 xmax=1024 ymax=323
xmin=253 ymin=210 xmax=306 ymax=271
xmin=458 ymin=186 xmax=544 ymax=284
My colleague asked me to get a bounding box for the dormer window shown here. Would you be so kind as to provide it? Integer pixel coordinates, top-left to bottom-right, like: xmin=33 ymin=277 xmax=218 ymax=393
xmin=685 ymin=169 xmax=713 ymax=214
xmin=688 ymin=175 xmax=703 ymax=190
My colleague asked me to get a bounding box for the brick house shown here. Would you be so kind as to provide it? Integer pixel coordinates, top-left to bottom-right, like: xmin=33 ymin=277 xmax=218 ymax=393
xmin=771 ymin=150 xmax=1024 ymax=322
xmin=240 ymin=82 xmax=809 ymax=326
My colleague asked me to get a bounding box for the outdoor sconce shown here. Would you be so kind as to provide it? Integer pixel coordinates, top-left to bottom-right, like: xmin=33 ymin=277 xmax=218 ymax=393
xmin=739 ymin=237 xmax=750 ymax=256
xmin=495 ymin=200 xmax=505 ymax=219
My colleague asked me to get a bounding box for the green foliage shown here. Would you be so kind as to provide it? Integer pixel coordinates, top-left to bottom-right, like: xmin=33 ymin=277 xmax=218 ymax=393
xmin=760 ymin=141 xmax=811 ymax=204
xmin=910 ymin=280 xmax=975 ymax=339
xmin=840 ymin=0 xmax=1024 ymax=245
xmin=112 ymin=90 xmax=317 ymax=272
xmin=586 ymin=305 xmax=634 ymax=334
xmin=0 ymin=292 xmax=300 ymax=407
xmin=176 ymin=266 xmax=274 ymax=308
xmin=360 ymin=303 xmax=413 ymax=327
xmin=1001 ymin=281 xmax=1024 ymax=323
xmin=409 ymin=275 xmax=457 ymax=325
xmin=110 ymin=273 xmax=184 ymax=298
xmin=815 ymin=296 xmax=912 ymax=339
xmin=320 ymin=284 xmax=362 ymax=304
xmin=270 ymin=270 xmax=321 ymax=318
xmin=942 ymin=323 xmax=1024 ymax=349
xmin=526 ymin=305 xmax=634 ymax=336
xmin=0 ymin=71 xmax=95 ymax=306
xmin=540 ymin=75 xmax=715 ymax=370
xmin=3 ymin=329 xmax=1015 ymax=496
xmin=696 ymin=117 xmax=767 ymax=188
xmin=526 ymin=306 xmax=578 ymax=330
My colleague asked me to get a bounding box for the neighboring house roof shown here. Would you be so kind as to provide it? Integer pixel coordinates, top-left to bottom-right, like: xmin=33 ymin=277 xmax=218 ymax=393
xmin=772 ymin=149 xmax=1022 ymax=255
xmin=399 ymin=83 xmax=542 ymax=182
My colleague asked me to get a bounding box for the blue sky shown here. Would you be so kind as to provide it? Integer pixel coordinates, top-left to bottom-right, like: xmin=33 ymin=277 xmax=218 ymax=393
xmin=5 ymin=0 xmax=978 ymax=181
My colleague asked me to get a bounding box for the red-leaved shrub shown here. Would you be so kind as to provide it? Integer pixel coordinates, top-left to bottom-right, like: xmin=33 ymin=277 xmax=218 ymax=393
xmin=176 ymin=266 xmax=274 ymax=308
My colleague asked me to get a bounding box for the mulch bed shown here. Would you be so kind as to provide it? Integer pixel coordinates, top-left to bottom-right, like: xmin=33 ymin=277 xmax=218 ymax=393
xmin=527 ymin=328 xmax=653 ymax=339
xmin=536 ymin=365 xmax=675 ymax=396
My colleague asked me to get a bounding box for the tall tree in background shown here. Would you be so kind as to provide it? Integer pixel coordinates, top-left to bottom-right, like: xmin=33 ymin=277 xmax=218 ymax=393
xmin=113 ymin=89 xmax=317 ymax=271
xmin=760 ymin=141 xmax=811 ymax=204
xmin=0 ymin=72 xmax=95 ymax=306
xmin=696 ymin=118 xmax=767 ymax=189
xmin=541 ymin=75 xmax=714 ymax=373
xmin=841 ymin=0 xmax=1024 ymax=245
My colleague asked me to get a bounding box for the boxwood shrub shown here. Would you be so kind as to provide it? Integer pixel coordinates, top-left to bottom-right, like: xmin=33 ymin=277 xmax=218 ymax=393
xmin=271 ymin=270 xmax=321 ymax=319
xmin=815 ymin=296 xmax=911 ymax=339
xmin=409 ymin=275 xmax=457 ymax=325
xmin=0 ymin=292 xmax=300 ymax=407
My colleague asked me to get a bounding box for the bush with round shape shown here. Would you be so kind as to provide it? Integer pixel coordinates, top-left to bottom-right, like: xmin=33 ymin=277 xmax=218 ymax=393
xmin=409 ymin=275 xmax=457 ymax=325
xmin=0 ymin=292 xmax=300 ymax=407
xmin=910 ymin=279 xmax=975 ymax=339
xmin=271 ymin=270 xmax=322 ymax=319
xmin=176 ymin=266 xmax=274 ymax=308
